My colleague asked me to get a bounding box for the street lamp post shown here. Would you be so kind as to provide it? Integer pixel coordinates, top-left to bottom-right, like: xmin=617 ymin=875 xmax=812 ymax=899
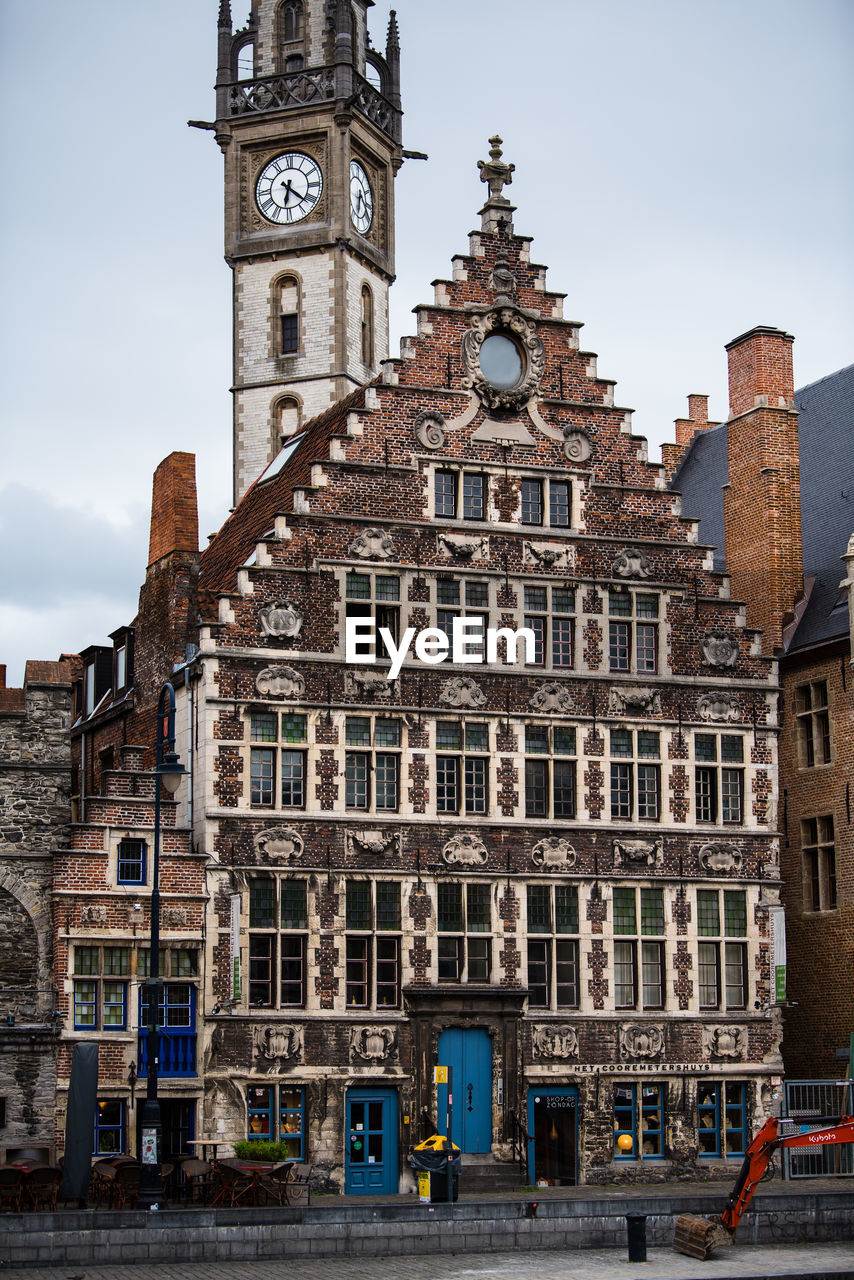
xmin=138 ymin=683 xmax=185 ymax=1210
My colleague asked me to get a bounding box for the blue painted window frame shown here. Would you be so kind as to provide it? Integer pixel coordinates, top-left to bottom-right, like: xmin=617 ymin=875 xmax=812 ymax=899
xmin=73 ymin=979 xmax=127 ymax=1030
xmin=94 ymin=1098 xmax=126 ymax=1155
xmin=73 ymin=979 xmax=97 ymax=1029
xmin=613 ymin=1083 xmax=664 ymax=1160
xmin=247 ymin=1084 xmax=306 ymax=1158
xmin=698 ymin=1080 xmax=747 ymax=1158
xmin=117 ymin=838 xmax=147 ymax=885
xmin=138 ymin=985 xmax=197 ymax=1078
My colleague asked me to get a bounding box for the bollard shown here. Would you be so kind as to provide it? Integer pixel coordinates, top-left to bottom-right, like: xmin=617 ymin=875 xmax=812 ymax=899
xmin=626 ymin=1213 xmax=648 ymax=1263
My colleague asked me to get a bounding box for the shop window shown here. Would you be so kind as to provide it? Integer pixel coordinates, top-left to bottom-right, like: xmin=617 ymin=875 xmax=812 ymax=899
xmin=698 ymin=1081 xmax=747 ymax=1158
xmin=437 ymin=882 xmax=492 ymax=983
xmin=117 ymin=838 xmax=147 ymax=885
xmin=697 ymin=889 xmax=748 ymax=1010
xmin=523 ymin=586 xmax=575 ymax=669
xmin=434 ymin=721 xmax=490 ymax=816
xmin=94 ymin=1099 xmax=126 ymax=1155
xmin=73 ymin=946 xmax=129 ymax=1030
xmin=526 ymin=884 xmax=579 ymax=1009
xmin=694 ymin=734 xmax=744 ymax=824
xmin=802 ymin=815 xmax=837 ymax=911
xmin=345 ymin=880 xmax=401 ymax=1008
xmin=524 ymin=725 xmax=576 ymax=819
xmin=609 ymin=590 xmax=659 ymax=674
xmin=795 ymin=680 xmax=831 ymax=767
xmin=248 ymin=712 xmax=307 ymax=808
xmin=247 ymin=1084 xmax=306 ymax=1159
xmin=613 ymin=1083 xmax=663 ymax=1160
xmin=610 ymin=729 xmax=660 ymax=821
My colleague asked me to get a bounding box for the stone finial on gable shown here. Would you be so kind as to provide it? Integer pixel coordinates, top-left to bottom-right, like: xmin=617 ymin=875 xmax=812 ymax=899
xmin=477 ymin=135 xmax=516 ymax=234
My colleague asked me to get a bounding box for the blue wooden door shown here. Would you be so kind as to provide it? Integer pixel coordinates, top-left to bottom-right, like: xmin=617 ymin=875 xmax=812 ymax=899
xmin=345 ymin=1088 xmax=398 ymax=1194
xmin=437 ymin=1028 xmax=492 ymax=1153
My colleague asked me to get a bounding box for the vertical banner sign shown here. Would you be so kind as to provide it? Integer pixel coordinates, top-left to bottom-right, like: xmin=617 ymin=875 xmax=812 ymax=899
xmin=230 ymin=893 xmax=241 ymax=1002
xmin=770 ymin=906 xmax=786 ymax=1003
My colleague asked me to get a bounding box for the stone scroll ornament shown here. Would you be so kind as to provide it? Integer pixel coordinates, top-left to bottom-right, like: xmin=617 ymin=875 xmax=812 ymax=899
xmin=461 ymin=306 xmax=546 ymax=412
xmin=620 ymin=1023 xmax=664 ymax=1060
xmin=531 ymin=837 xmax=576 ymax=869
xmin=350 ymin=1026 xmax=397 ymax=1065
xmin=345 ymin=670 xmax=397 ymax=701
xmin=259 ymin=599 xmax=303 ymax=638
xmin=254 ymin=827 xmax=304 ymax=863
xmin=612 ymin=548 xmax=653 ymax=579
xmin=255 ymin=665 xmax=305 ymax=698
xmin=346 ymin=828 xmax=401 ymax=857
xmin=440 ymin=676 xmax=487 ymax=709
xmin=703 ymin=1025 xmax=745 ymax=1060
xmin=698 ymin=842 xmax=742 ymax=873
xmin=612 ymin=837 xmax=664 ymax=869
xmin=608 ymin=686 xmax=662 ymax=715
xmin=413 ymin=410 xmax=446 ymax=450
xmin=437 ymin=533 xmax=488 ymax=563
xmin=349 ymin=528 xmax=397 ymax=560
xmin=442 ymin=833 xmax=488 ymax=867
xmin=529 ymin=681 xmax=573 ymax=713
xmin=532 ymin=1024 xmax=579 ymax=1060
xmin=525 ymin=543 xmax=568 ymax=571
xmin=701 ymin=628 xmax=739 ymax=668
xmin=254 ymin=1024 xmax=302 ymax=1072
xmin=697 ymin=692 xmax=740 ymax=722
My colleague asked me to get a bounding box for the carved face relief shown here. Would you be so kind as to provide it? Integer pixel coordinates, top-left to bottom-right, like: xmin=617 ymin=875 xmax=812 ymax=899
xmin=259 ymin=600 xmax=303 ymax=638
xmin=442 ymin=833 xmax=488 ymax=867
xmin=461 ymin=307 xmax=545 ymax=411
xmin=413 ymin=410 xmax=446 ymax=450
xmin=254 ymin=827 xmax=304 ymax=862
xmin=349 ymin=528 xmax=397 ymax=560
xmin=255 ymin=665 xmax=305 ymax=698
xmin=698 ymin=842 xmax=742 ymax=873
xmin=440 ymin=676 xmax=487 ymax=709
xmin=532 ymin=1024 xmax=578 ymax=1060
xmin=531 ymin=837 xmax=576 ymax=869
xmin=701 ymin=629 xmax=739 ymax=668
xmin=612 ymin=837 xmax=664 ymax=868
xmin=620 ymin=1023 xmax=664 ymax=1060
xmin=612 ymin=548 xmax=653 ymax=579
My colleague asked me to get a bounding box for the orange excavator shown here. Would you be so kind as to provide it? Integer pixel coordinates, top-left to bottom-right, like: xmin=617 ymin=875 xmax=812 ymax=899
xmin=674 ymin=1114 xmax=854 ymax=1259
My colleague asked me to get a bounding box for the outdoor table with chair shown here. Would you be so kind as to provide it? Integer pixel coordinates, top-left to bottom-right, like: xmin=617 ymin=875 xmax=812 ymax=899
xmin=0 ymin=1160 xmax=63 ymax=1212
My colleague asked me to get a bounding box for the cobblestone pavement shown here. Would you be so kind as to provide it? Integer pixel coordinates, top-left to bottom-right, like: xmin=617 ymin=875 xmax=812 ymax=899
xmin=5 ymin=1242 xmax=854 ymax=1280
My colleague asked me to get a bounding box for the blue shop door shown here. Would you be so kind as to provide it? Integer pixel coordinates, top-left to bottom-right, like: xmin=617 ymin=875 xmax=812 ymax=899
xmin=437 ymin=1028 xmax=492 ymax=1153
xmin=345 ymin=1089 xmax=398 ymax=1194
xmin=527 ymin=1087 xmax=578 ymax=1186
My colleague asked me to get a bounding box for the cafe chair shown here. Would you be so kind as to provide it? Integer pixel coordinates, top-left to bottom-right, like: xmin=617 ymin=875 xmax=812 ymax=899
xmin=110 ymin=1162 xmax=140 ymax=1210
xmin=0 ymin=1167 xmax=24 ymax=1212
xmin=25 ymin=1167 xmax=62 ymax=1212
xmin=288 ymin=1163 xmax=312 ymax=1206
xmin=180 ymin=1157 xmax=213 ymax=1204
xmin=258 ymin=1162 xmax=293 ymax=1206
xmin=212 ymin=1161 xmax=253 ymax=1207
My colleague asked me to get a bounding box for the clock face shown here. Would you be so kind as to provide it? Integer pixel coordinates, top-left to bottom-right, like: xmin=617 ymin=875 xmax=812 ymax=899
xmin=349 ymin=160 xmax=373 ymax=234
xmin=255 ymin=152 xmax=323 ymax=225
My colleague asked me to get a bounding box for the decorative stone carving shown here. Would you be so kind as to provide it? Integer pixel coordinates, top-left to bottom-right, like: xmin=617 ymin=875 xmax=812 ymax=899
xmin=612 ymin=548 xmax=653 ymax=579
xmin=437 ymin=533 xmax=488 ymax=562
xmin=442 ymin=833 xmax=488 ymax=867
xmin=413 ymin=409 xmax=446 ymax=450
xmin=532 ymin=1024 xmax=579 ymax=1060
xmin=254 ymin=827 xmax=304 ymax=862
xmin=701 ymin=629 xmax=739 ymax=668
xmin=162 ymin=906 xmax=189 ymax=928
xmin=253 ymin=1024 xmax=302 ymax=1072
xmin=525 ymin=543 xmax=568 ymax=570
xmin=349 ymin=528 xmax=397 ymax=560
xmin=612 ymin=837 xmax=664 ymax=869
xmin=698 ymin=842 xmax=742 ymax=873
xmin=529 ymin=681 xmax=573 ymax=713
xmin=561 ymin=424 xmax=593 ymax=463
xmin=478 ymin=134 xmax=515 ymax=201
xmin=608 ymin=686 xmax=662 ymax=716
xmin=703 ymin=1025 xmax=746 ymax=1060
xmin=440 ymin=676 xmax=486 ymax=709
xmin=259 ymin=600 xmax=303 ymax=638
xmin=81 ymin=904 xmax=106 ymax=926
xmin=490 ymin=256 xmax=516 ymax=298
xmin=620 ymin=1023 xmax=664 ymax=1060
xmin=461 ymin=306 xmax=546 ymax=412
xmin=531 ymin=837 xmax=576 ymax=869
xmin=345 ymin=670 xmax=397 ymax=700
xmin=350 ymin=1025 xmax=397 ymax=1065
xmin=697 ymin=692 xmax=741 ymax=721
xmin=255 ymin=665 xmax=305 ymax=698
xmin=346 ymin=828 xmax=401 ymax=858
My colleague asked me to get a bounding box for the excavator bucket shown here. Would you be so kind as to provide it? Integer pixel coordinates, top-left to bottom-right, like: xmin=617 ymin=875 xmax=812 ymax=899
xmin=673 ymin=1214 xmax=733 ymax=1260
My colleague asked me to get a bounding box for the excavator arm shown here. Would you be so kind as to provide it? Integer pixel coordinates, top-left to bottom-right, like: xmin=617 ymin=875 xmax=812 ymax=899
xmin=675 ymin=1114 xmax=854 ymax=1259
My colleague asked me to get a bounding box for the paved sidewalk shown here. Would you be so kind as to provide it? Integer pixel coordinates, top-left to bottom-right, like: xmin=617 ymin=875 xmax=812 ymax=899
xmin=5 ymin=1242 xmax=854 ymax=1280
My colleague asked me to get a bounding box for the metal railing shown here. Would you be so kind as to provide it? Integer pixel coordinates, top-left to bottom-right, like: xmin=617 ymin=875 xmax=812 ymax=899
xmin=781 ymin=1080 xmax=854 ymax=1178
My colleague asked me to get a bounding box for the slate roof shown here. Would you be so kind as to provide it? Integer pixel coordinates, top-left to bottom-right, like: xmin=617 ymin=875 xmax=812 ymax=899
xmin=669 ymin=363 xmax=854 ymax=653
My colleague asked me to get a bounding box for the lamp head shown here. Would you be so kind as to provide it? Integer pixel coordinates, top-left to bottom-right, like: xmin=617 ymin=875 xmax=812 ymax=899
xmin=159 ymin=750 xmax=186 ymax=795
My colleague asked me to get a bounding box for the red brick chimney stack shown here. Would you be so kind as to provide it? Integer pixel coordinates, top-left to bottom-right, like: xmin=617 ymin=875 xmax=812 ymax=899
xmin=722 ymin=326 xmax=802 ymax=653
xmin=662 ymin=394 xmax=719 ymax=479
xmin=148 ymin=452 xmax=199 ymax=567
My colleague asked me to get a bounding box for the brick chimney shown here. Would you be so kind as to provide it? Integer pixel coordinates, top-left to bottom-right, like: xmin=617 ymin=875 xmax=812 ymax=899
xmin=148 ymin=452 xmax=199 ymax=566
xmin=722 ymin=326 xmax=802 ymax=653
xmin=662 ymin=394 xmax=719 ymax=481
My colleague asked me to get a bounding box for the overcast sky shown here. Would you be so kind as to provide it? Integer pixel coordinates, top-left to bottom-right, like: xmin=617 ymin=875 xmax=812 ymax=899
xmin=1 ymin=0 xmax=852 ymax=685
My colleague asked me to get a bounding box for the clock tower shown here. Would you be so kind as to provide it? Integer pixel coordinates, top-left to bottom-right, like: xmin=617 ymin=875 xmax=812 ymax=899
xmin=214 ymin=1 xmax=402 ymax=501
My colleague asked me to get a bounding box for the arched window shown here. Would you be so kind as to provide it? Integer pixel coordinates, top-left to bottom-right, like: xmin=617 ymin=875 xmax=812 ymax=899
xmin=360 ymin=284 xmax=374 ymax=367
xmin=278 ymin=1 xmax=305 ymax=72
xmin=235 ymin=40 xmax=255 ymax=80
xmin=275 ymin=396 xmax=302 ymax=442
xmin=276 ymin=276 xmax=300 ymax=355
